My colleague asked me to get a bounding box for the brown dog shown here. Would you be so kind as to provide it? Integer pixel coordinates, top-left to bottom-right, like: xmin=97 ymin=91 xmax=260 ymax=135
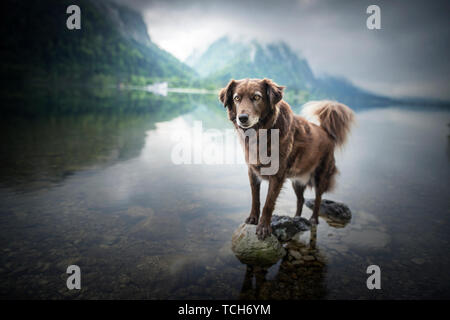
xmin=219 ymin=78 xmax=354 ymax=239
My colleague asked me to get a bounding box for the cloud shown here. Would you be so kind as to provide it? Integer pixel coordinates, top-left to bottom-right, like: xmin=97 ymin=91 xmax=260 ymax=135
xmin=114 ymin=0 xmax=450 ymax=99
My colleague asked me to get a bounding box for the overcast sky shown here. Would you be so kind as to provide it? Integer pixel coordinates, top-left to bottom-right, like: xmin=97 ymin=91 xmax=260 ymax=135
xmin=117 ymin=0 xmax=450 ymax=100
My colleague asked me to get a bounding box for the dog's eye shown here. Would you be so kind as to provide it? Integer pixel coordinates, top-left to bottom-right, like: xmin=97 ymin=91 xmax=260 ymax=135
xmin=234 ymin=96 xmax=240 ymax=101
xmin=253 ymin=95 xmax=261 ymax=101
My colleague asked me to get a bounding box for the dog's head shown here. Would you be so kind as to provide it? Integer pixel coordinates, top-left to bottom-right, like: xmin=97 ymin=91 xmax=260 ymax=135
xmin=218 ymin=78 xmax=285 ymax=129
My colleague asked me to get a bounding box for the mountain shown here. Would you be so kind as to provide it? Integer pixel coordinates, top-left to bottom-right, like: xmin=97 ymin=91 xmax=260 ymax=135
xmin=313 ymin=76 xmax=394 ymax=108
xmin=186 ymin=36 xmax=393 ymax=107
xmin=187 ymin=36 xmax=315 ymax=91
xmin=1 ymin=0 xmax=194 ymax=86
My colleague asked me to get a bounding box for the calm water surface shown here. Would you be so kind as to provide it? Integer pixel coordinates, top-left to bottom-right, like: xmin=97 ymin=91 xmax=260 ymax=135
xmin=0 ymin=87 xmax=449 ymax=299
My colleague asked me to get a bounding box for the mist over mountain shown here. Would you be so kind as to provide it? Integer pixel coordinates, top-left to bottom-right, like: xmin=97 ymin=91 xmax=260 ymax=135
xmin=186 ymin=36 xmax=394 ymax=107
xmin=95 ymin=0 xmax=151 ymax=47
xmin=186 ymin=37 xmax=315 ymax=90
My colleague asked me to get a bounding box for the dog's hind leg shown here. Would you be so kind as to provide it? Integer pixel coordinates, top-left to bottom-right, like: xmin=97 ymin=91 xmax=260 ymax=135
xmin=310 ymin=191 xmax=322 ymax=225
xmin=310 ymin=154 xmax=335 ymax=224
xmin=292 ymin=180 xmax=306 ymax=217
xmin=245 ymin=168 xmax=261 ymax=225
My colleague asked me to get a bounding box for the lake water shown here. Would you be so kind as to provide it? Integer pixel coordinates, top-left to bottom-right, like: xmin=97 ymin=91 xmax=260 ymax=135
xmin=0 ymin=86 xmax=449 ymax=299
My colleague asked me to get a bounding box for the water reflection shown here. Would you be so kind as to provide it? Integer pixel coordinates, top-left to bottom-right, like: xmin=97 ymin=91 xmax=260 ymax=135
xmin=239 ymin=226 xmax=328 ymax=300
xmin=0 ymin=86 xmax=203 ymax=191
xmin=0 ymin=85 xmax=449 ymax=299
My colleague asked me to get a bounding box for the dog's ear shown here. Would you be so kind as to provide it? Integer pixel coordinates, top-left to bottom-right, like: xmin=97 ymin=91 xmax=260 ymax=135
xmin=263 ymin=78 xmax=285 ymax=107
xmin=218 ymin=80 xmax=236 ymax=109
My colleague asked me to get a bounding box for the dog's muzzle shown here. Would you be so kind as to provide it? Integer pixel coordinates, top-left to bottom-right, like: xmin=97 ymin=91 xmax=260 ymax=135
xmin=236 ymin=115 xmax=259 ymax=129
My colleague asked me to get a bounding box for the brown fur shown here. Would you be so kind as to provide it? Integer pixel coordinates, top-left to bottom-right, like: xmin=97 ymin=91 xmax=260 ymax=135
xmin=219 ymin=78 xmax=355 ymax=239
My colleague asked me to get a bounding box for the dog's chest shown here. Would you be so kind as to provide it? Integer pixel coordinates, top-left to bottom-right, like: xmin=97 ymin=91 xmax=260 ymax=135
xmin=237 ymin=130 xmax=275 ymax=166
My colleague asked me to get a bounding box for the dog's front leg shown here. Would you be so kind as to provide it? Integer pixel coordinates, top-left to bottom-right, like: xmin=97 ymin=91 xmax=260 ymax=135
xmin=256 ymin=175 xmax=284 ymax=240
xmin=245 ymin=168 xmax=260 ymax=225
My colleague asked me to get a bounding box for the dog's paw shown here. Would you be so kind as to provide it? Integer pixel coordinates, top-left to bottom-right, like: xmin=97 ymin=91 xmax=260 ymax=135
xmin=245 ymin=215 xmax=259 ymax=225
xmin=256 ymin=222 xmax=272 ymax=240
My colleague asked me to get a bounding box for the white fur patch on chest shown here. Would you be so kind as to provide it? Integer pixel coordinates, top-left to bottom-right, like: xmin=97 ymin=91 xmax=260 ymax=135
xmin=290 ymin=172 xmax=312 ymax=186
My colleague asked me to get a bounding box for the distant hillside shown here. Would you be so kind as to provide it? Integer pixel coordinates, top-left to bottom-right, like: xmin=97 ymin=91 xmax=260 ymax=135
xmin=187 ymin=36 xmax=393 ymax=107
xmin=1 ymin=0 xmax=195 ymax=86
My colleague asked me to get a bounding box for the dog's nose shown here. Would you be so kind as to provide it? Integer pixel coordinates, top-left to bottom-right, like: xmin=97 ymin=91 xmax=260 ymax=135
xmin=239 ymin=114 xmax=249 ymax=124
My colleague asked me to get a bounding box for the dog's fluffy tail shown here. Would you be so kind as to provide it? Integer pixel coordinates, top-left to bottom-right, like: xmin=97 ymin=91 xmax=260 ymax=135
xmin=302 ymin=100 xmax=355 ymax=146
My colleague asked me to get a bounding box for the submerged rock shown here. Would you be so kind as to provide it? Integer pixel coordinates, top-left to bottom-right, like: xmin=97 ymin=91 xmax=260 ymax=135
xmin=271 ymin=215 xmax=311 ymax=242
xmin=305 ymin=199 xmax=352 ymax=222
xmin=231 ymin=223 xmax=286 ymax=266
xmin=231 ymin=214 xmax=313 ymax=266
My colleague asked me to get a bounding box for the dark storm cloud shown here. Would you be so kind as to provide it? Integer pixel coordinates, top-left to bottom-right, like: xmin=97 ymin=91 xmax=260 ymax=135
xmin=113 ymin=0 xmax=450 ymax=99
